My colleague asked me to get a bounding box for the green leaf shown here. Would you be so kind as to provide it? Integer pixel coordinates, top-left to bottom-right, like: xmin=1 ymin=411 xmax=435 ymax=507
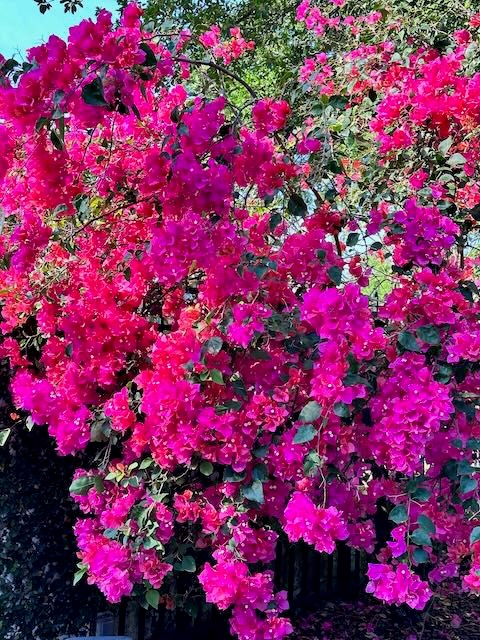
xmin=210 ymin=369 xmax=225 ymax=385
xmin=131 ymin=103 xmax=141 ymax=120
xmin=252 ymin=463 xmax=268 ymax=482
xmin=417 ymin=514 xmax=436 ymax=535
xmin=203 ymin=336 xmax=223 ymax=356
xmin=398 ymin=331 xmax=420 ymax=352
xmin=69 ymin=476 xmax=96 ymax=496
xmin=470 ymin=526 xmax=480 ymax=545
xmin=458 ymin=459 xmax=475 ymax=475
xmin=443 ymin=460 xmax=458 ymax=480
xmin=438 ymin=136 xmax=453 ymax=156
xmin=143 ymin=536 xmax=163 ymax=550
xmin=177 ymin=122 xmax=189 ymax=136
xmin=410 ymin=528 xmax=432 ymax=547
xmin=223 ymin=467 xmax=246 ymax=483
xmin=250 ymin=349 xmax=271 ymax=361
xmin=299 ymin=400 xmax=321 ymax=423
xmin=327 ymin=266 xmax=342 ymax=286
xmin=463 ymin=497 xmax=478 ymax=512
xmin=199 ymin=461 xmax=214 ymax=476
xmin=327 ymin=160 xmax=342 ymax=174
xmin=412 ymin=487 xmax=431 ymax=502
xmin=460 ymin=476 xmax=478 ymax=494
xmin=136 ymin=506 xmax=150 ymax=526
xmin=454 ymin=400 xmax=475 ymax=422
xmin=242 ymin=480 xmax=264 ymax=504
xmin=435 ymin=364 xmax=452 ymax=384
xmin=293 ymin=424 xmax=316 ymax=444
xmin=35 ymin=116 xmax=49 ymax=133
xmin=458 ymin=280 xmax=479 ymax=303
xmin=390 ymin=223 xmax=404 ymax=235
xmin=139 ymin=42 xmax=157 ymax=67
xmin=73 ymin=193 xmax=89 ymax=214
xmin=178 ymin=556 xmax=196 ymax=573
xmin=253 ymin=445 xmax=268 ymax=458
xmin=73 ymin=564 xmax=87 ymax=586
xmin=0 ymin=428 xmax=11 ymax=447
xmin=343 ymin=373 xmax=369 ymax=387
xmin=304 ymin=451 xmax=322 ymax=477
xmin=329 ymin=95 xmax=349 ymax=110
xmin=287 ymin=193 xmax=308 ymax=217
xmin=146 ymin=589 xmax=160 ymax=609
xmin=81 ymin=77 xmax=108 ymax=107
xmin=333 ymin=402 xmax=351 ymax=418
xmin=140 ymin=457 xmax=154 ymax=470
xmin=170 ymin=105 xmax=181 ymax=123
xmin=417 ymin=325 xmax=440 ymax=345
xmin=53 ymin=104 xmax=64 ymax=121
xmin=52 ymin=89 xmax=65 ymax=106
xmin=1 ymin=58 xmax=19 ymax=73
xmin=413 ymin=548 xmax=429 ymax=564
xmin=269 ymin=211 xmax=282 ymax=231
xmin=264 ymin=193 xmax=275 ymax=206
xmin=447 ymin=153 xmax=466 ymax=167
xmin=389 ymin=504 xmax=408 ymax=524
xmin=346 ymin=232 xmax=360 ymax=247
xmin=50 ymin=128 xmax=64 ymax=151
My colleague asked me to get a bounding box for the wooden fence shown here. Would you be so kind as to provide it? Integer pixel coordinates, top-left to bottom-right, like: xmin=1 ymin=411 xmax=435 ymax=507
xmin=113 ymin=540 xmax=368 ymax=640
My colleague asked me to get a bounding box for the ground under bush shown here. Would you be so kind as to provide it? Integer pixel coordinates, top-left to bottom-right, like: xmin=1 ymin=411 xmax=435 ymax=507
xmin=292 ymin=592 xmax=480 ymax=640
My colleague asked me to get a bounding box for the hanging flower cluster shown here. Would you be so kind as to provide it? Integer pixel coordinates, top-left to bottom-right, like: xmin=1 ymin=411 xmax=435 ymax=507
xmin=0 ymin=2 xmax=479 ymax=639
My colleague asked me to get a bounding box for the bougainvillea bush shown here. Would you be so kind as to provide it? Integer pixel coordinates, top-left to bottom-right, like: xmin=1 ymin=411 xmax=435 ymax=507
xmin=1 ymin=1 xmax=480 ymax=638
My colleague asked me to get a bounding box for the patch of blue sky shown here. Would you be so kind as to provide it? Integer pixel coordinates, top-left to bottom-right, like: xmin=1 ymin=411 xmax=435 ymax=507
xmin=0 ymin=0 xmax=120 ymax=59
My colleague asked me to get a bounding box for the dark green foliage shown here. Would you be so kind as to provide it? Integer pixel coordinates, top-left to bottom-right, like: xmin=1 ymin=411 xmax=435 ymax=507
xmin=121 ymin=0 xmax=303 ymax=97
xmin=0 ymin=363 xmax=102 ymax=639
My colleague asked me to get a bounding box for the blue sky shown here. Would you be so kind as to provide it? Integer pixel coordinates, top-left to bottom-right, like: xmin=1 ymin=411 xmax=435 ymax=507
xmin=0 ymin=0 xmax=120 ymax=59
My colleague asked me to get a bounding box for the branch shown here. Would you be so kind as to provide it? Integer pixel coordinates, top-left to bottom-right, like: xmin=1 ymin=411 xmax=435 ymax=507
xmin=72 ymin=196 xmax=155 ymax=237
xmin=171 ymin=56 xmax=258 ymax=99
